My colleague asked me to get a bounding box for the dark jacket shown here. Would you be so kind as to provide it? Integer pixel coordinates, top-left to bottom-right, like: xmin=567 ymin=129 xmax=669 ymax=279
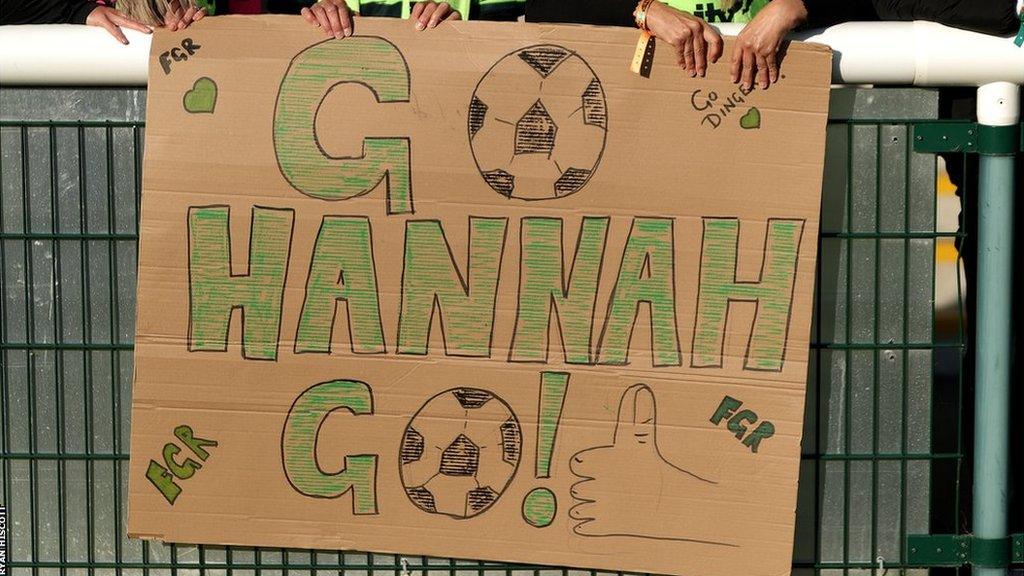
xmin=526 ymin=0 xmax=1021 ymax=36
xmin=525 ymin=0 xmax=634 ymax=26
xmin=0 ymin=0 xmax=99 ymax=25
xmin=803 ymin=0 xmax=1020 ymax=35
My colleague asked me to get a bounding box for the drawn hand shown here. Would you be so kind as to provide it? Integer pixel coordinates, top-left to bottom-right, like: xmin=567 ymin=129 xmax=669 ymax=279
xmin=163 ymin=0 xmax=205 ymax=32
xmin=569 ymin=384 xmax=731 ymax=545
xmin=85 ymin=6 xmax=153 ymax=45
xmin=301 ymin=0 xmax=354 ymax=39
xmin=411 ymin=1 xmax=461 ymax=30
xmin=644 ymin=1 xmax=723 ymax=77
xmin=730 ymin=0 xmax=806 ymax=89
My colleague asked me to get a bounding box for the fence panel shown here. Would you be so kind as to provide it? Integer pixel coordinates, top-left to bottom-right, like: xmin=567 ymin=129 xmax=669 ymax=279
xmin=0 ymin=86 xmax=965 ymax=576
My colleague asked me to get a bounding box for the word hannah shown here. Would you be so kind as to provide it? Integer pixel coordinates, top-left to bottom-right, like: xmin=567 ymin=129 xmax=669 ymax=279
xmin=187 ymin=210 xmax=803 ymax=371
xmin=186 ymin=37 xmax=803 ymax=371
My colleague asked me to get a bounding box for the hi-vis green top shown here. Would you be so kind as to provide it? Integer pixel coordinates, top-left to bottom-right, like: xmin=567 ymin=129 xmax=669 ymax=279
xmin=345 ymin=0 xmax=523 ymax=20
xmin=347 ymin=0 xmax=767 ymax=23
xmin=673 ymin=0 xmax=769 ymax=23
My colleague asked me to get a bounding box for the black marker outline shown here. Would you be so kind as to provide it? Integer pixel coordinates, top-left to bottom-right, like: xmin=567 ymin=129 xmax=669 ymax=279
xmin=279 ymin=379 xmax=380 ymax=515
xmin=398 ymin=387 xmax=523 ymax=520
xmin=567 ymin=384 xmax=736 ymax=546
xmin=395 ymin=216 xmax=509 ymax=358
xmin=182 ymin=76 xmax=217 ymax=114
xmin=534 ymin=371 xmax=570 ymax=479
xmin=293 ymin=215 xmax=388 ymax=356
xmin=594 ymin=217 xmax=682 ymax=367
xmin=272 ymin=36 xmax=414 ymax=215
xmin=186 ymin=204 xmax=294 ymax=361
xmin=521 ymin=487 xmax=558 ymax=528
xmin=508 ymin=217 xmax=610 ymax=365
xmin=689 ymin=217 xmax=806 ymax=372
xmin=467 ymin=44 xmax=608 ymax=202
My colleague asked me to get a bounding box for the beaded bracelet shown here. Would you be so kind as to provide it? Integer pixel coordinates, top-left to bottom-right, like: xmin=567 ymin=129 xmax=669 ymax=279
xmin=633 ymin=0 xmax=655 ymax=31
xmin=630 ymin=0 xmax=657 ymax=76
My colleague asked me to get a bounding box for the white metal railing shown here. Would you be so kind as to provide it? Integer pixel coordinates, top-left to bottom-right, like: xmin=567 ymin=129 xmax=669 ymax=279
xmin=0 ymin=20 xmax=1022 ymax=86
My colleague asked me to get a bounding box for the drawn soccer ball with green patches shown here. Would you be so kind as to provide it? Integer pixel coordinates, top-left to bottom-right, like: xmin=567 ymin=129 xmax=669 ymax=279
xmin=468 ymin=44 xmax=608 ymax=201
xmin=399 ymin=388 xmax=522 ymax=519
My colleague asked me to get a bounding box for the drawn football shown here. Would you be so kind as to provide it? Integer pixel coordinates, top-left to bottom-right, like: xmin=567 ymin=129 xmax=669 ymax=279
xmin=468 ymin=44 xmax=608 ymax=201
xmin=399 ymin=388 xmax=522 ymax=519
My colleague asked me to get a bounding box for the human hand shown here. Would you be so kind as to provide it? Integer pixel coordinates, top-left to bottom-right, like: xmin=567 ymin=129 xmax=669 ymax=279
xmin=301 ymin=0 xmax=354 ymax=39
xmin=730 ymin=0 xmax=806 ymax=89
xmin=163 ymin=0 xmax=205 ymax=31
xmin=85 ymin=5 xmax=153 ymax=45
xmin=644 ymin=1 xmax=723 ymax=77
xmin=410 ymin=1 xmax=461 ymax=30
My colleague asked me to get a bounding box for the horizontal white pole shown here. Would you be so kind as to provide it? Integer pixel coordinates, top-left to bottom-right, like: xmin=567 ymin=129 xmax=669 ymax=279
xmin=0 ymin=24 xmax=152 ymax=85
xmin=743 ymin=21 xmax=1024 ymax=87
xmin=0 ymin=20 xmax=1022 ymax=87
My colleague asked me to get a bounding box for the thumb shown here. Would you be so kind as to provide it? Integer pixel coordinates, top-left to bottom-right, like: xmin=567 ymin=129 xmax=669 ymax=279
xmin=613 ymin=384 xmax=656 ymax=446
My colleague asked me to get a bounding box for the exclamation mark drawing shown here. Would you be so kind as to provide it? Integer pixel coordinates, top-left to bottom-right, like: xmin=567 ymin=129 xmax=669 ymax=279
xmin=522 ymin=371 xmax=569 ymax=528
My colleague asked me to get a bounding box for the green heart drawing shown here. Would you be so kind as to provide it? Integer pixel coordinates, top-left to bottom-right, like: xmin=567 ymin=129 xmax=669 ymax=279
xmin=740 ymin=107 xmax=761 ymax=129
xmin=183 ymin=77 xmax=217 ymax=114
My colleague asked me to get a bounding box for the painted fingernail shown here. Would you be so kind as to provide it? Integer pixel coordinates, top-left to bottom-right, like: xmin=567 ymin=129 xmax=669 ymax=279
xmin=415 ymin=21 xmax=425 ymax=30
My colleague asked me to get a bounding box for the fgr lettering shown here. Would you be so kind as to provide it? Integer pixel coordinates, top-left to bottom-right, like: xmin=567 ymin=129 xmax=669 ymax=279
xmin=710 ymin=396 xmax=775 ymax=453
xmin=159 ymin=38 xmax=202 ymax=75
xmin=145 ymin=425 xmax=218 ymax=504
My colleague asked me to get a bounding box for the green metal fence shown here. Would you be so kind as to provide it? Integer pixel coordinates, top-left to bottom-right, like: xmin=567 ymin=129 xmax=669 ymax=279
xmin=0 ymin=86 xmax=978 ymax=576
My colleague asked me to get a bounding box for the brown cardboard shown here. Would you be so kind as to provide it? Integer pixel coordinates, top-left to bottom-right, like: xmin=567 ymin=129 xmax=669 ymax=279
xmin=129 ymin=16 xmax=831 ymax=576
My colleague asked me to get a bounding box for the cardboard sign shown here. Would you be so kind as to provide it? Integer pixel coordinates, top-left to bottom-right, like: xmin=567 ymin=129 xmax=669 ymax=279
xmin=129 ymin=16 xmax=830 ymax=576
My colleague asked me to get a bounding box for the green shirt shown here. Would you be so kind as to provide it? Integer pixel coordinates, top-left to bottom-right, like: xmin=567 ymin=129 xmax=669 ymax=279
xmin=662 ymin=0 xmax=768 ymax=23
xmin=201 ymin=0 xmax=757 ymax=24
xmin=351 ymin=0 xmax=765 ymax=22
xmin=347 ymin=0 xmax=524 ymax=20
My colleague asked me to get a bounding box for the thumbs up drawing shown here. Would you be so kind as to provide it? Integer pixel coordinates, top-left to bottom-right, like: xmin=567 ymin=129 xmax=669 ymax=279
xmin=568 ymin=384 xmax=735 ymax=546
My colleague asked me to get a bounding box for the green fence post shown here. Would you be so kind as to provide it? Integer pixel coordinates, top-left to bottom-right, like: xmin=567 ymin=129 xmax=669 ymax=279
xmin=973 ymin=81 xmax=1019 ymax=576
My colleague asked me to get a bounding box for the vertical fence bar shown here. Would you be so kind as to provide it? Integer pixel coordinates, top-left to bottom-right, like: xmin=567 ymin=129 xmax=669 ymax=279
xmin=49 ymin=124 xmax=68 ymax=576
xmin=20 ymin=124 xmax=41 ymax=576
xmin=0 ymin=122 xmax=11 ymax=572
xmin=971 ymin=81 xmax=1019 ymax=576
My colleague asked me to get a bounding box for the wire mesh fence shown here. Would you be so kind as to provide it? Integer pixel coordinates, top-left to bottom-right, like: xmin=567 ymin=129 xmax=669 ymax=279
xmin=0 ymin=86 xmax=968 ymax=576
